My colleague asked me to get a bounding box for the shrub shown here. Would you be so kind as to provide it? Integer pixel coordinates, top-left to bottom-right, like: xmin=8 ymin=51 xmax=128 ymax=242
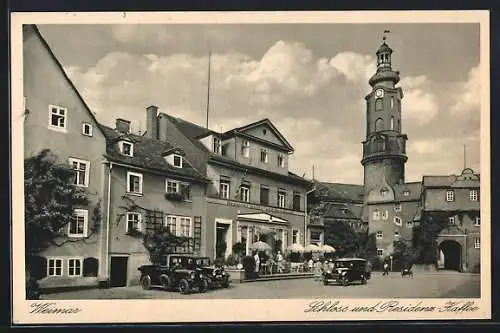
xmin=242 ymin=255 xmax=256 ymax=278
xmin=225 ymin=254 xmax=239 ymax=267
xmin=232 ymin=242 xmax=246 ymax=258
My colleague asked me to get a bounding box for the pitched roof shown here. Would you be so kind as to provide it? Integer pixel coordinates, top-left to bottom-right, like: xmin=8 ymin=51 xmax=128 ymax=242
xmin=422 ymin=168 xmax=480 ymax=188
xmin=323 ymin=203 xmax=362 ymax=220
xmin=392 ymin=182 xmax=422 ymax=201
xmin=27 ymin=25 xmax=105 ymax=137
xmin=101 ymin=125 xmax=208 ymax=182
xmin=314 ymin=181 xmax=365 ymax=203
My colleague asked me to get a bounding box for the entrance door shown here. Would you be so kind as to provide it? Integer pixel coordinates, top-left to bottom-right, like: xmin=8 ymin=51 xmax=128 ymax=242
xmin=110 ymin=256 xmax=128 ymax=287
xmin=439 ymin=240 xmax=462 ymax=271
xmin=215 ymin=219 xmax=232 ymax=259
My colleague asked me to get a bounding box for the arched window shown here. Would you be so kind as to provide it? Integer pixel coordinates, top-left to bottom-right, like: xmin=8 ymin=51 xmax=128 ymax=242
xmin=390 ymin=116 xmax=394 ymax=130
xmin=375 ymin=118 xmax=384 ymax=132
xmin=373 ymin=136 xmax=385 ymax=152
xmin=391 ymin=97 xmax=394 ymax=109
xmin=375 ymin=98 xmax=383 ymax=112
xmin=397 ymin=119 xmax=401 ymax=131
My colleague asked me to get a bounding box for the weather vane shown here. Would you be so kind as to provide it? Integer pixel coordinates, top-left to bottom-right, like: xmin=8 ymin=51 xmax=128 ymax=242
xmin=383 ymin=29 xmax=391 ymax=42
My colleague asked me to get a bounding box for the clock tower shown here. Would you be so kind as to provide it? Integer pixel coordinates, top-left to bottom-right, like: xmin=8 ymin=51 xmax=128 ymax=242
xmin=361 ymin=37 xmax=408 ymax=192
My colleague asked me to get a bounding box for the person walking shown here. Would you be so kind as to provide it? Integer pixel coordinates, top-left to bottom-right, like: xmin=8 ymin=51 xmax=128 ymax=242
xmin=276 ymin=251 xmax=284 ymax=273
xmin=253 ymin=251 xmax=260 ymax=277
xmin=383 ymin=261 xmax=389 ymax=276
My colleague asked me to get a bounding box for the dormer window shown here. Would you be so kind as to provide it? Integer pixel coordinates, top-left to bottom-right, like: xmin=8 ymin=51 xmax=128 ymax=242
xmin=173 ymin=154 xmax=183 ymax=168
xmin=213 ymin=137 xmax=222 ymax=155
xmin=119 ymin=141 xmax=134 ymax=157
xmin=380 ymin=188 xmax=388 ymax=196
xmin=277 ymin=154 xmax=285 ymax=168
xmin=403 ymin=190 xmax=410 ymax=197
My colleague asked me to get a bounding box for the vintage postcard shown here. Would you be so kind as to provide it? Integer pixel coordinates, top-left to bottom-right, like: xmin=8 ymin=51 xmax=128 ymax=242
xmin=11 ymin=10 xmax=491 ymax=324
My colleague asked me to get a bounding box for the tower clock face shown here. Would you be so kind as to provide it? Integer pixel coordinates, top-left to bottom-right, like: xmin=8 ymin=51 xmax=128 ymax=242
xmin=375 ymin=89 xmax=384 ymax=98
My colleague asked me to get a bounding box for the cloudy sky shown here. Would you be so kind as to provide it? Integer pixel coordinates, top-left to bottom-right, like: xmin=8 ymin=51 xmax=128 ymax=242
xmin=37 ymin=23 xmax=481 ymax=184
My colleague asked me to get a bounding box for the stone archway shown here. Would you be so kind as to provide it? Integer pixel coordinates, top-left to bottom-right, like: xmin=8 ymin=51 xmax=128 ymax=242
xmin=439 ymin=240 xmax=462 ymax=271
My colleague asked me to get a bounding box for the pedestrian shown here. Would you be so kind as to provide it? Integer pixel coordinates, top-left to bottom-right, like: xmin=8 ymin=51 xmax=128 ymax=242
xmin=253 ymin=251 xmax=260 ymax=277
xmin=383 ymin=262 xmax=389 ymax=276
xmin=276 ymin=251 xmax=284 ymax=273
xmin=308 ymin=258 xmax=314 ymax=272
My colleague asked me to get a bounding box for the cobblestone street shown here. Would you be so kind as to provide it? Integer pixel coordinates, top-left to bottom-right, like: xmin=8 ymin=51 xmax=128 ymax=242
xmin=42 ymin=271 xmax=480 ymax=300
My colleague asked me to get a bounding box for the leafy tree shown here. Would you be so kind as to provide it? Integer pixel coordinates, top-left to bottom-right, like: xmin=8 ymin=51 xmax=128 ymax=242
xmin=323 ymin=219 xmax=359 ymax=257
xmin=143 ymin=226 xmax=190 ymax=264
xmin=24 ymin=149 xmax=89 ymax=256
xmin=412 ymin=214 xmax=447 ymax=264
xmin=392 ymin=240 xmax=418 ymax=270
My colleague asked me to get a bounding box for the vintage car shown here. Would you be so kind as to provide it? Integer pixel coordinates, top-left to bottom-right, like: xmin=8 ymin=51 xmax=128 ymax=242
xmin=322 ymin=258 xmax=369 ymax=286
xmin=195 ymin=257 xmax=230 ymax=289
xmin=137 ymin=254 xmax=208 ymax=294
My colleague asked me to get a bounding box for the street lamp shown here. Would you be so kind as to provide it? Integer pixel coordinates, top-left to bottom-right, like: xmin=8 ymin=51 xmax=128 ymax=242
xmin=389 ymin=255 xmax=393 ymax=272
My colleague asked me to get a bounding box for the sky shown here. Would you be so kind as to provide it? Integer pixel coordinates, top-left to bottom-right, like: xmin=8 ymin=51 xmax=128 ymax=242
xmin=37 ymin=23 xmax=481 ymax=184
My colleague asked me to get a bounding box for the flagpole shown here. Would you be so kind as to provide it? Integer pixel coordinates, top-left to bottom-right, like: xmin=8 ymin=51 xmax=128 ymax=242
xmin=206 ymin=49 xmax=211 ymax=129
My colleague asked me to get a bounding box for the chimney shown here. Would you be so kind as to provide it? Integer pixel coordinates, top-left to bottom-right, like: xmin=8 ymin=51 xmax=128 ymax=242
xmin=146 ymin=105 xmax=159 ymax=140
xmin=115 ymin=118 xmax=131 ymax=133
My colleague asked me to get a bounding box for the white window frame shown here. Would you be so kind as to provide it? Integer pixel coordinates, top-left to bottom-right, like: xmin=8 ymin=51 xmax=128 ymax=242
xmin=377 ymin=249 xmax=384 ymax=256
xmin=469 ymin=190 xmax=478 ymax=201
xmin=126 ymin=212 xmax=142 ymax=232
xmin=376 ymin=231 xmax=383 ymax=239
xmin=394 ymin=203 xmax=402 ymax=212
xmin=278 ymin=190 xmax=286 ymax=208
xmin=292 ymin=229 xmax=300 ymax=244
xmin=166 ymin=179 xmax=180 ymax=193
xmin=67 ymin=258 xmax=83 ymax=277
xmin=406 ymin=221 xmax=414 ymax=228
xmin=394 ymin=216 xmax=402 ymax=226
xmin=448 ymin=216 xmax=456 ymax=225
xmin=446 ymin=190 xmax=455 ymax=202
xmin=382 ymin=210 xmax=388 ymax=220
xmin=241 ymin=140 xmax=250 ymax=158
xmin=127 ymin=171 xmax=143 ymax=195
xmin=48 ymin=105 xmax=67 ymax=132
xmin=474 ymin=217 xmax=480 ymax=226
xmin=260 ymin=149 xmax=268 ymax=163
xmin=68 ymin=158 xmax=90 ymax=188
xmin=69 ymin=209 xmax=88 ymax=238
xmin=277 ymin=153 xmax=285 ymax=168
xmin=213 ymin=137 xmax=222 ymax=155
xmin=173 ymin=154 xmax=183 ymax=168
xmin=373 ymin=210 xmax=380 ymax=221
xmin=47 ymin=257 xmax=64 ymax=277
xmin=310 ymin=231 xmax=322 ymax=245
xmin=240 ymin=185 xmax=250 ymax=202
xmin=165 ymin=215 xmax=192 ymax=237
xmin=220 ymin=181 xmax=230 ymax=199
xmin=82 ymin=122 xmax=93 ymax=137
xmin=119 ymin=141 xmax=134 ymax=157
xmin=474 ymin=238 xmax=480 ymax=249
xmin=403 ymin=190 xmax=410 ymax=197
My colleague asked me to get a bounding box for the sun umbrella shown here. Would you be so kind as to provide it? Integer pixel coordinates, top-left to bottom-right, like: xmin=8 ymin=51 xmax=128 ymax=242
xmin=320 ymin=244 xmax=336 ymax=253
xmin=287 ymin=243 xmax=304 ymax=253
xmin=304 ymin=244 xmax=320 ymax=252
xmin=250 ymin=241 xmax=272 ymax=252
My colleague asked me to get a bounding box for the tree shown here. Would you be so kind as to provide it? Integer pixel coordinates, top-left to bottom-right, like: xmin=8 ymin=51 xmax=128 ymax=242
xmin=24 ymin=149 xmax=89 ymax=256
xmin=323 ymin=219 xmax=360 ymax=257
xmin=392 ymin=240 xmax=418 ymax=271
xmin=143 ymin=226 xmax=190 ymax=264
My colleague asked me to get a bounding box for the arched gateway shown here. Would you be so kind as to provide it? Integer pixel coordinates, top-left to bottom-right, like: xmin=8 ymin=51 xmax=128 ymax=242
xmin=438 ymin=240 xmax=462 ymax=271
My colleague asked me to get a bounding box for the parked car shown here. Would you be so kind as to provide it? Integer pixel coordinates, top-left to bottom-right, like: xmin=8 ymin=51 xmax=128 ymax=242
xmin=138 ymin=254 xmax=208 ymax=294
xmin=195 ymin=257 xmax=230 ymax=289
xmin=322 ymin=258 xmax=369 ymax=286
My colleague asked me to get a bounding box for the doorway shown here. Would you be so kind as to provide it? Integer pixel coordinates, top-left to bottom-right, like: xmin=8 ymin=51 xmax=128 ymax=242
xmin=215 ymin=219 xmax=232 ymax=259
xmin=110 ymin=256 xmax=128 ymax=287
xmin=439 ymin=240 xmax=462 ymax=271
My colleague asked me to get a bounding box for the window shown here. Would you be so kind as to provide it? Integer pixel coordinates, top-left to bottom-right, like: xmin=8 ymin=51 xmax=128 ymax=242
xmin=260 ymin=149 xmax=268 ymax=163
xmin=260 ymin=186 xmax=269 ymax=205
xmin=278 ymin=190 xmax=286 ymax=208
xmin=403 ymin=190 xmax=410 ymax=197
xmin=380 ymin=188 xmax=388 ymax=196
xmin=126 ymin=212 xmax=142 ymax=232
xmin=69 ymin=209 xmax=88 ymax=237
xmin=474 ymin=238 xmax=480 ymax=249
xmin=446 ymin=190 xmax=455 ymax=202
xmin=165 ymin=215 xmax=192 ymax=237
xmin=373 ymin=210 xmax=380 ymax=220
xmin=394 ymin=216 xmax=402 ymax=226
xmin=240 ymin=185 xmax=250 ymax=202
xmin=474 ymin=217 xmax=480 ymax=226
xmin=165 ymin=179 xmax=190 ymax=200
xmin=127 ymin=171 xmax=143 ymax=195
xmin=241 ymin=140 xmax=250 ymax=158
xmin=375 ymin=98 xmax=383 ymax=112
xmin=469 ymin=190 xmax=478 ymax=201
xmin=391 ymin=97 xmax=394 ymax=109
xmin=375 ymin=118 xmax=384 ymax=132
xmin=68 ymin=258 xmax=82 ymax=277
xmin=82 ymin=123 xmax=93 ymax=136
xmin=277 ymin=154 xmax=285 ymax=168
xmin=376 ymin=231 xmax=383 ymax=239
xmin=293 ymin=192 xmax=301 ymax=211
xmin=395 ymin=203 xmax=402 ymax=211
xmin=310 ymin=231 xmax=322 ymax=245
xmin=120 ymin=141 xmax=134 ymax=157
xmin=47 ymin=258 xmax=63 ymax=277
xmin=448 ymin=216 xmax=456 ymax=225
xmin=220 ymin=179 xmax=230 ymax=199
xmin=407 ymin=221 xmax=413 ymax=228
xmin=394 ymin=231 xmax=400 ymax=238
xmin=69 ymin=158 xmax=90 ymax=187
xmin=173 ymin=154 xmax=183 ymax=168
xmin=48 ymin=105 xmax=67 ymax=131
xmin=377 ymin=249 xmax=384 ymax=256
xmin=382 ymin=210 xmax=388 ymax=220
xmin=292 ymin=229 xmax=300 ymax=244
xmin=213 ymin=137 xmax=222 ymax=154
xmin=166 ymin=180 xmax=179 ymax=193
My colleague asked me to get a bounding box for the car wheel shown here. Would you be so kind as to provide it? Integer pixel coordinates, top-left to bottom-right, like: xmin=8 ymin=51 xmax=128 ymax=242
xmin=323 ymin=279 xmax=329 ymax=286
xmin=178 ymin=279 xmax=190 ymax=294
xmin=160 ymin=274 xmax=173 ymax=291
xmin=361 ymin=276 xmax=367 ymax=285
xmin=341 ymin=277 xmax=349 ymax=287
xmin=221 ymin=281 xmax=230 ymax=288
xmin=199 ymin=279 xmax=208 ymax=293
xmin=141 ymin=275 xmax=152 ymax=290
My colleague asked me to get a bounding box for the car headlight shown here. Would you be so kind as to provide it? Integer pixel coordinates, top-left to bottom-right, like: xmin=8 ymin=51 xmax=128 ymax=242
xmin=327 ymin=270 xmax=332 ymax=274
xmin=341 ymin=271 xmax=347 ymax=275
xmin=190 ymin=272 xmax=196 ymax=279
xmin=337 ymin=269 xmax=342 ymax=274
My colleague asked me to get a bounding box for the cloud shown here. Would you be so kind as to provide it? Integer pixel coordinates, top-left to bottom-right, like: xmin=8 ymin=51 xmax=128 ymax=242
xmin=399 ymin=75 xmax=438 ymax=125
xmin=451 ymin=65 xmax=480 ymax=115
